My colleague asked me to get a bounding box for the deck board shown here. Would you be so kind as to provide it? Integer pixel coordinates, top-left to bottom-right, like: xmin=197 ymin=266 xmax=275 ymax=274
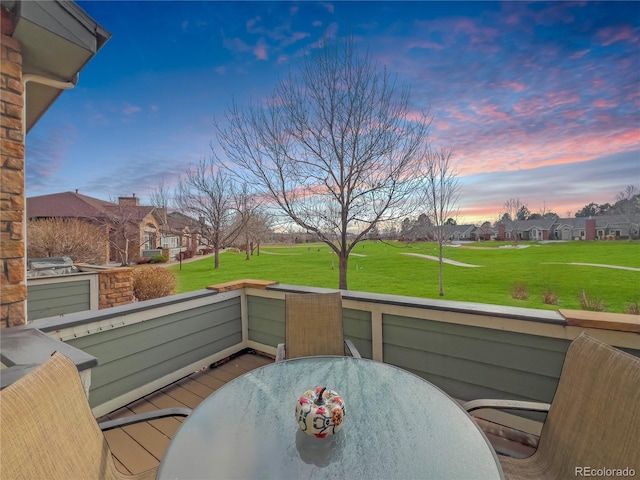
xmin=101 ymin=352 xmax=274 ymax=475
xmin=101 ymin=351 xmax=527 ymax=475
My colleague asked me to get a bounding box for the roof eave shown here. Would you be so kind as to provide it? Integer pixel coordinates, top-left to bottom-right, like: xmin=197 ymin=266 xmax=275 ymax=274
xmin=4 ymin=0 xmax=112 ymax=132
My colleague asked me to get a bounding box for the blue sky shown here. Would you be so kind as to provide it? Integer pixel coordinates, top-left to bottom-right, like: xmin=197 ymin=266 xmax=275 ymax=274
xmin=26 ymin=1 xmax=640 ymax=223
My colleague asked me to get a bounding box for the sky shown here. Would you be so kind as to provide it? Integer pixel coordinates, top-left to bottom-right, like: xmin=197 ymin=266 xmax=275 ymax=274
xmin=26 ymin=1 xmax=640 ymax=225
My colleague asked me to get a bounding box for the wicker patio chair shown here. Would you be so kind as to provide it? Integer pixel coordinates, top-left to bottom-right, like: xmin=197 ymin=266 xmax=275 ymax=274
xmin=276 ymin=292 xmax=361 ymax=361
xmin=463 ymin=332 xmax=640 ymax=479
xmin=0 ymin=352 xmax=191 ymax=480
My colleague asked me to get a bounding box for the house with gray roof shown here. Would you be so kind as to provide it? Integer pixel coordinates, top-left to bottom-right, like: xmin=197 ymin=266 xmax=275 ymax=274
xmin=498 ymin=214 xmax=640 ymax=241
xmin=498 ymin=216 xmax=559 ymax=241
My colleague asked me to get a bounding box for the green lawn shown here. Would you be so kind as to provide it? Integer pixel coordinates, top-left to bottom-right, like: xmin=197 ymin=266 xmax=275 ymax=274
xmin=168 ymin=240 xmax=640 ymax=314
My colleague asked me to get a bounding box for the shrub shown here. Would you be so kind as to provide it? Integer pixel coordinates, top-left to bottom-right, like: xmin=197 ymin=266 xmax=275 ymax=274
xmin=133 ymin=266 xmax=176 ymax=301
xmin=578 ymin=290 xmax=607 ymax=312
xmin=625 ymin=302 xmax=640 ymax=315
xmin=136 ymin=257 xmax=152 ymax=265
xmin=176 ymin=250 xmax=195 ymax=261
xmin=150 ymin=254 xmax=168 ymax=264
xmin=28 ymin=218 xmax=106 ymax=265
xmin=510 ymin=283 xmax=529 ymax=300
xmin=542 ymin=288 xmax=559 ymax=305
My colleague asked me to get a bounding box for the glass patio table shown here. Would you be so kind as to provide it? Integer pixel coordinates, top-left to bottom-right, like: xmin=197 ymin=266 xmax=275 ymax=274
xmin=158 ymin=356 xmax=504 ymax=480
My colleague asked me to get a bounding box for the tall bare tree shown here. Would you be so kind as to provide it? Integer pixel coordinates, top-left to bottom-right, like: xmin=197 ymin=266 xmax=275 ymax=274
xmin=502 ymin=198 xmax=525 ymax=222
xmin=215 ymin=36 xmax=430 ymax=289
xmin=421 ymin=146 xmax=460 ymax=296
xmin=176 ymin=157 xmax=245 ymax=268
xmin=150 ymin=179 xmax=181 ymax=251
xmin=149 ymin=179 xmax=173 ymax=224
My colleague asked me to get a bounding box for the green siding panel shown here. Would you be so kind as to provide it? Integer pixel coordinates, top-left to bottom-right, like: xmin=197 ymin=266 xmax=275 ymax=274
xmin=343 ymin=308 xmax=372 ymax=359
xmin=66 ymin=297 xmax=243 ymax=408
xmin=248 ymin=296 xmax=284 ymax=346
xmin=28 ymin=280 xmax=91 ymax=320
xmin=383 ymin=320 xmax=567 ymax=377
xmin=247 ymin=296 xmax=374 ymax=358
xmin=382 ymin=313 xmax=570 ymax=405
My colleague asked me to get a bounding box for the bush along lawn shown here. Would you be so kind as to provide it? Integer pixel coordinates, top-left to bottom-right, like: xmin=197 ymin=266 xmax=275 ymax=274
xmin=168 ymin=240 xmax=640 ymax=314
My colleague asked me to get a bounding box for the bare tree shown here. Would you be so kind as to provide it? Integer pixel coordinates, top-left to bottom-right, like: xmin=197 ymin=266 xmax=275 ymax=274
xmin=106 ymin=206 xmax=144 ymax=266
xmin=150 ymin=179 xmax=178 ymax=250
xmin=420 ymin=146 xmax=460 ymax=296
xmin=537 ymin=201 xmax=557 ymax=219
xmin=502 ymin=198 xmax=525 ymax=222
xmin=216 ymin=36 xmax=430 ymax=289
xmin=176 ymin=157 xmax=245 ymax=268
xmin=149 ymin=179 xmax=173 ymax=210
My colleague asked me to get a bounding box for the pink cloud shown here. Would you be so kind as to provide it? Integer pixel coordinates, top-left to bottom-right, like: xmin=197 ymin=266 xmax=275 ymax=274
xmin=502 ymin=81 xmax=526 ymax=92
xmin=593 ymin=99 xmax=617 ymax=108
xmin=469 ymin=102 xmax=510 ymax=123
xmin=253 ymin=39 xmax=268 ymax=60
xmin=406 ymin=109 xmax=426 ymax=122
xmin=545 ymin=90 xmax=580 ymax=109
xmin=570 ymin=49 xmax=590 ymax=59
xmin=597 ymin=25 xmax=639 ymax=46
xmin=434 ymin=120 xmax=451 ymax=131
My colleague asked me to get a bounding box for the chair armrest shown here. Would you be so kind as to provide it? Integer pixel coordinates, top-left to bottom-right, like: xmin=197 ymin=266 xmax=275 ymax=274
xmin=276 ymin=343 xmax=285 ymax=362
xmin=344 ymin=339 xmax=361 ymax=359
xmin=98 ymin=407 xmax=192 ymax=432
xmin=462 ymin=399 xmax=551 ymax=414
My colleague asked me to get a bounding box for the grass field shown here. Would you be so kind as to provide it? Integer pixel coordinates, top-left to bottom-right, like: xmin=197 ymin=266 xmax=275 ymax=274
xmin=168 ymin=240 xmax=640 ymax=314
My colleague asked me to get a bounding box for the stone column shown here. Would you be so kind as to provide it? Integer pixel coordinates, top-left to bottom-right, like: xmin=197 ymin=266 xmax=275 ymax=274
xmin=0 ymin=20 xmax=26 ymax=328
xmin=98 ymin=268 xmax=134 ymax=309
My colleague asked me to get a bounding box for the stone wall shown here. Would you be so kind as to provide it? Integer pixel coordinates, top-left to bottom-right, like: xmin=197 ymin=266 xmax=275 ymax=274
xmin=99 ymin=268 xmax=134 ymax=309
xmin=0 ymin=21 xmax=26 ymax=328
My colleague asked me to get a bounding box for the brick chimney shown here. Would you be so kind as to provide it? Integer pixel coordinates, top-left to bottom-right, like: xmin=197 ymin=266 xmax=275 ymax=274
xmin=118 ymin=194 xmax=139 ymax=207
xmin=585 ymin=218 xmax=596 ymax=241
xmin=498 ymin=223 xmax=506 ymax=241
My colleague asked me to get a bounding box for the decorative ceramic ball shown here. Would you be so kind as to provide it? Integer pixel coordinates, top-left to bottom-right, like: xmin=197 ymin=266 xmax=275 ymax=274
xmin=295 ymin=386 xmax=345 ymax=438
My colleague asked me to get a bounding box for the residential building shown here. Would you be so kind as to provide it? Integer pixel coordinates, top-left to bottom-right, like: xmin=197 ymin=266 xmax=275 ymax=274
xmin=160 ymin=211 xmax=204 ymax=258
xmin=27 ymin=191 xmax=162 ymax=264
xmin=497 ymin=214 xmax=640 ymax=241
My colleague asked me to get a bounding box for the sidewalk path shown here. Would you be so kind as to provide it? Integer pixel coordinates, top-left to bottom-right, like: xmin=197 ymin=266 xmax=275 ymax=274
xmin=400 ymin=253 xmax=483 ymax=268
xmin=542 ymin=262 xmax=640 ymax=272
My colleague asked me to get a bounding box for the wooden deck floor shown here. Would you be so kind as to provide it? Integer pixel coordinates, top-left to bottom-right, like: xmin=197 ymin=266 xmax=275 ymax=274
xmin=98 ymin=352 xmax=533 ymax=475
xmin=98 ymin=352 xmax=274 ymax=476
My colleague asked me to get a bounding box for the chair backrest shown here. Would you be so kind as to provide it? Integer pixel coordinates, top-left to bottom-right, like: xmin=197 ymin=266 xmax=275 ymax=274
xmin=0 ymin=352 xmax=126 ymax=479
xmin=285 ymin=292 xmax=345 ymax=359
xmin=535 ymin=333 xmax=640 ymax=473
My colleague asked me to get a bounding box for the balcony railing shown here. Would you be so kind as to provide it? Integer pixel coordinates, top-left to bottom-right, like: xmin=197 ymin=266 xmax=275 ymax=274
xmin=16 ymin=279 xmax=637 ymax=426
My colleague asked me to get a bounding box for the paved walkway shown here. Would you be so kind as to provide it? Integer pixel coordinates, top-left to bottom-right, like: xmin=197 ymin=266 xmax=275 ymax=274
xmin=400 ymin=252 xmax=483 ymax=268
xmin=542 ymin=262 xmax=640 ymax=272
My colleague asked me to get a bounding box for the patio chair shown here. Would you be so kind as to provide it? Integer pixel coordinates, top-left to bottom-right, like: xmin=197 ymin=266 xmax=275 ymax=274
xmin=276 ymin=292 xmax=361 ymax=361
xmin=0 ymin=352 xmax=192 ymax=480
xmin=463 ymin=332 xmax=640 ymax=479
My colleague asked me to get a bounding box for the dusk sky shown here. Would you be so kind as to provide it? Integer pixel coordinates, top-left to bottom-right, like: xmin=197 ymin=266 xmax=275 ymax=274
xmin=26 ymin=1 xmax=640 ymax=224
